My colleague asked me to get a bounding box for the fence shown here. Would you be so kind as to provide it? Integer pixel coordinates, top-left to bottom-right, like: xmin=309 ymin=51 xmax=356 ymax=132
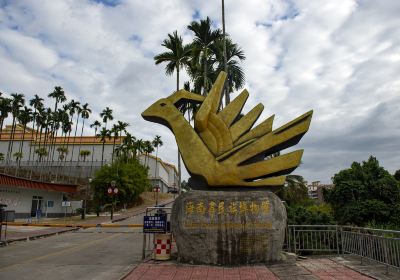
xmin=286 ymin=225 xmax=400 ymax=272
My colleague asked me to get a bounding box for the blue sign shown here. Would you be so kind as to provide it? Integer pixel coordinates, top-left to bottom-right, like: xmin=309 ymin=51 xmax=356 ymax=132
xmin=143 ymin=215 xmax=167 ymax=233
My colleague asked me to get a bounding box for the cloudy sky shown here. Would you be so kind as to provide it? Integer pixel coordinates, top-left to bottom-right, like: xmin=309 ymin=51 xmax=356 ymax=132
xmin=1 ymin=0 xmax=399 ymax=184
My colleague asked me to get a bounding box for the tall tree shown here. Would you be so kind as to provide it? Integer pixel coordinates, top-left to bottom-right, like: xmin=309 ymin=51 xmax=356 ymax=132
xmin=100 ymin=107 xmax=113 ymax=130
xmin=77 ymin=103 xmax=91 ymax=162
xmin=152 ymin=135 xmax=163 ymax=186
xmin=16 ymin=106 xmax=32 ymax=166
xmin=212 ymin=37 xmax=245 ymax=102
xmin=110 ymin=123 xmax=120 ymax=163
xmin=0 ymin=96 xmax=11 ymax=139
xmin=187 ymin=17 xmax=222 ymax=95
xmin=98 ymin=127 xmax=111 ymax=166
xmin=65 ymin=100 xmax=80 ymax=163
xmin=325 ymin=156 xmax=400 ymax=226
xmin=90 ymin=120 xmax=101 ymax=168
xmin=155 ymin=30 xmax=192 ymax=196
xmin=6 ymin=93 xmax=25 ymax=164
xmin=48 ymin=86 xmax=66 ymax=162
xmin=154 ymin=31 xmax=192 ymax=93
xmin=28 ymin=95 xmax=44 ymax=163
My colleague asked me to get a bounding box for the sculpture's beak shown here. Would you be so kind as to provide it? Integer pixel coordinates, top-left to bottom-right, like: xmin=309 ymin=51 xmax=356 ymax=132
xmin=141 ymin=103 xmax=156 ymax=121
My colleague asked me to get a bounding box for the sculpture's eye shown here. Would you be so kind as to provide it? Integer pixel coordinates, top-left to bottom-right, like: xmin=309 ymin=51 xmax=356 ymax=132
xmin=160 ymin=103 xmax=166 ymax=107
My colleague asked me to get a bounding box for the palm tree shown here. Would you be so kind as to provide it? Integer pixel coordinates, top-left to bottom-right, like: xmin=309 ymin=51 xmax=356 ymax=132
xmin=65 ymin=100 xmax=80 ymax=163
xmin=90 ymin=120 xmax=101 ymax=168
xmin=35 ymin=147 xmax=48 ymax=162
xmin=69 ymin=102 xmax=82 ymax=164
xmin=98 ymin=127 xmax=111 ymax=166
xmin=0 ymin=96 xmax=11 ymax=139
xmin=100 ymin=107 xmax=113 ymax=130
xmin=110 ymin=123 xmax=120 ymax=163
xmin=212 ymin=37 xmax=245 ymax=104
xmin=154 ymin=31 xmax=192 ymax=92
xmin=48 ymin=86 xmax=67 ymax=162
xmin=6 ymin=93 xmax=25 ymax=164
xmin=77 ymin=103 xmax=91 ymax=163
xmin=56 ymin=146 xmax=69 ymax=161
xmin=155 ymin=30 xmax=192 ymax=197
xmin=187 ymin=17 xmax=222 ymax=95
xmin=143 ymin=140 xmax=154 ymax=167
xmin=79 ymin=150 xmax=91 ymax=162
xmin=152 ymin=135 xmax=163 ymax=188
xmin=28 ymin=95 xmax=44 ymax=164
xmin=16 ymin=106 xmax=32 ymax=165
xmin=221 ymin=0 xmax=228 ymax=104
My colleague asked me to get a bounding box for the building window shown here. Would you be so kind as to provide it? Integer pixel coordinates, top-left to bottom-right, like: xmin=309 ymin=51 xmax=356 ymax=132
xmin=47 ymin=201 xmax=54 ymax=208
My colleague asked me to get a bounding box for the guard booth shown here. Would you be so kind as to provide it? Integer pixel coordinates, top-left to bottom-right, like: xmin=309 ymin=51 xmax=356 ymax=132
xmin=142 ymin=205 xmax=173 ymax=260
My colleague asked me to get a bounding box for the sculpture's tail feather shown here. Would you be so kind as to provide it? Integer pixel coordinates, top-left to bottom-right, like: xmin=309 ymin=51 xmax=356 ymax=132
xmin=238 ymin=150 xmax=303 ymax=180
xmin=242 ymin=176 xmax=286 ymax=187
xmin=195 ymin=72 xmax=227 ymax=132
xmin=234 ymin=115 xmax=274 ymax=146
xmin=225 ymin=110 xmax=313 ymax=165
xmin=229 ymin=103 xmax=264 ymax=142
xmin=218 ymin=89 xmax=249 ymax=126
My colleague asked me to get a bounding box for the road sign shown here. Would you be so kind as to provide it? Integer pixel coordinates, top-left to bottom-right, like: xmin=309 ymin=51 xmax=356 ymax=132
xmin=107 ymin=187 xmax=113 ymax=194
xmin=113 ymin=188 xmax=118 ymax=194
xmin=143 ymin=215 xmax=167 ymax=233
xmin=153 ymin=186 xmax=160 ymax=192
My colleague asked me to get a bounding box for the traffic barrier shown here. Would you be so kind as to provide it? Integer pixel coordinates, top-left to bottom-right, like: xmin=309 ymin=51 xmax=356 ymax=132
xmin=1 ymin=222 xmax=143 ymax=228
xmin=154 ymin=233 xmax=172 ymax=260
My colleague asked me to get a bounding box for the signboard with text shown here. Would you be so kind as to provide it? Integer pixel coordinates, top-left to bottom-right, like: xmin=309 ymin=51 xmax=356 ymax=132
xmin=143 ymin=215 xmax=167 ymax=233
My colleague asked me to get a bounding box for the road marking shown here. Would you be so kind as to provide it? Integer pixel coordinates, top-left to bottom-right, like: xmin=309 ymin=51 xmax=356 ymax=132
xmin=0 ymin=233 xmax=123 ymax=272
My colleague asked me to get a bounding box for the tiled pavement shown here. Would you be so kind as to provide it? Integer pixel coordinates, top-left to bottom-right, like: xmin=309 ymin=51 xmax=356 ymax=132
xmin=124 ymin=258 xmax=373 ymax=280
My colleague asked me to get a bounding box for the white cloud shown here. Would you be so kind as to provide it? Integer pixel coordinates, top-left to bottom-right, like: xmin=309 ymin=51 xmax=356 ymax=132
xmin=1 ymin=0 xmax=400 ymax=184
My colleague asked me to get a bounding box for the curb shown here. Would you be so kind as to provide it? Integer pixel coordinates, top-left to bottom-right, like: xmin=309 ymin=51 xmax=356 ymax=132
xmin=0 ymin=227 xmax=79 ymax=247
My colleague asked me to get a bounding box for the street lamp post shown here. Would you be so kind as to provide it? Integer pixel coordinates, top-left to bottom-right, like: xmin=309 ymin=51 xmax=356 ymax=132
xmin=108 ymin=180 xmax=118 ymax=220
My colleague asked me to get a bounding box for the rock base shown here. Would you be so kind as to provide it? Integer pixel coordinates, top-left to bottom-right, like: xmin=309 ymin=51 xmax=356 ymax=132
xmin=171 ymin=190 xmax=287 ymax=265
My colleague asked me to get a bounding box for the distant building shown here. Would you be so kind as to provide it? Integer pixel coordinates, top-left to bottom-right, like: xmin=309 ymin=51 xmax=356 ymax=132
xmin=307 ymin=181 xmax=333 ymax=203
xmin=138 ymin=154 xmax=179 ymax=193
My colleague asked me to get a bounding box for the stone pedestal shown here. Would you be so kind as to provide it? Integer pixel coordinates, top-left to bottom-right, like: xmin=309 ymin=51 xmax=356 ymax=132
xmin=171 ymin=190 xmax=286 ymax=265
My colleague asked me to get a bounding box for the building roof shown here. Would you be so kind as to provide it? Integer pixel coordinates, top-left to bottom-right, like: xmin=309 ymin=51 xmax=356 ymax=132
xmin=0 ymin=124 xmax=122 ymax=145
xmin=0 ymin=173 xmax=78 ymax=193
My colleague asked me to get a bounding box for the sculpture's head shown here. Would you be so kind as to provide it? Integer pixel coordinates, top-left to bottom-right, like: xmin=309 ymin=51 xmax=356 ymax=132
xmin=141 ymin=89 xmax=204 ymax=128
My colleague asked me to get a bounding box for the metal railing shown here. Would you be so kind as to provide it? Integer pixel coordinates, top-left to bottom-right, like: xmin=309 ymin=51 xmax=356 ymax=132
xmin=286 ymin=225 xmax=400 ymax=272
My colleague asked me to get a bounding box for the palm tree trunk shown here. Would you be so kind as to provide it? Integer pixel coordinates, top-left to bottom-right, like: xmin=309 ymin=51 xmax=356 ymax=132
xmin=77 ymin=118 xmax=86 ymax=163
xmin=6 ymin=117 xmax=16 ymax=163
xmin=176 ymin=67 xmax=182 ymax=195
xmin=90 ymin=128 xmax=97 ymax=175
xmin=222 ymin=0 xmax=230 ymax=106
xmin=18 ymin=123 xmax=27 ymax=167
xmin=111 ymin=135 xmax=117 ymax=163
xmin=69 ymin=114 xmax=80 ymax=178
xmin=101 ymin=141 xmax=105 ymax=166
xmin=27 ymin=111 xmax=36 ymax=165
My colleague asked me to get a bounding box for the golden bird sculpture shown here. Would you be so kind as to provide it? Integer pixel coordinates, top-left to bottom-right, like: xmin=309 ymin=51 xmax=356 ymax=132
xmin=142 ymin=72 xmax=312 ymax=190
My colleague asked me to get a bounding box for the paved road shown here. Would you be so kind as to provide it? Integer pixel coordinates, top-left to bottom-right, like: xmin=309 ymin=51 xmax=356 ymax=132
xmin=0 ymin=216 xmax=146 ymax=280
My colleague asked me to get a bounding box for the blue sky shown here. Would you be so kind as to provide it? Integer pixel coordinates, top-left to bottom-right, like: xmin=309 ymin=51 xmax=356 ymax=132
xmin=1 ymin=0 xmax=400 ymax=183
